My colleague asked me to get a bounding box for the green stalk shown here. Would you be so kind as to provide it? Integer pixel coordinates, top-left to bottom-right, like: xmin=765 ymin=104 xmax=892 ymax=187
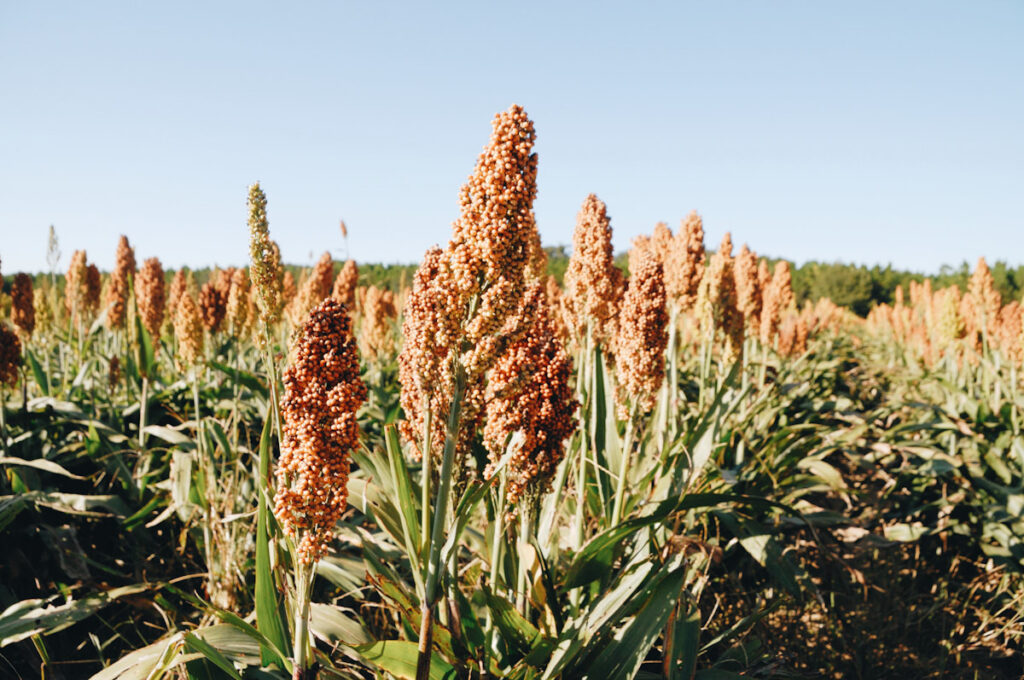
xmin=515 ymin=503 xmax=532 ymax=615
xmin=611 ymin=399 xmax=639 ymax=526
xmin=420 ymin=401 xmax=432 ymax=563
xmin=291 ymin=560 xmax=314 ymax=680
xmin=138 ymin=376 xmax=149 ymax=449
xmin=482 ymin=472 xmax=507 ymax=679
xmin=415 ymin=362 xmax=466 ymax=680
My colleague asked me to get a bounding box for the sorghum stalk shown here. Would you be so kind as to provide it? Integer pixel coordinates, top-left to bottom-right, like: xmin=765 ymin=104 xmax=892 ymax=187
xmin=416 ymin=362 xmax=466 ymax=680
xmin=482 ymin=469 xmax=508 ymax=677
xmin=611 ymin=398 xmax=640 ymax=526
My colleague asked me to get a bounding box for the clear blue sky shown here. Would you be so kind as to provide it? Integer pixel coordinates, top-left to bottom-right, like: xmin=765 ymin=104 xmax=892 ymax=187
xmin=2 ymin=2 xmax=1021 ymax=274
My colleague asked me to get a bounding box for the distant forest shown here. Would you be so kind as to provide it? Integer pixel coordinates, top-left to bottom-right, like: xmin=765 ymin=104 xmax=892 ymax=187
xmin=7 ymin=247 xmax=1023 ymax=320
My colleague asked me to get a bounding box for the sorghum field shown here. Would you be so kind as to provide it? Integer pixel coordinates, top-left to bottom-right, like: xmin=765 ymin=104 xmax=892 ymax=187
xmin=2 ymin=106 xmax=1023 ymax=680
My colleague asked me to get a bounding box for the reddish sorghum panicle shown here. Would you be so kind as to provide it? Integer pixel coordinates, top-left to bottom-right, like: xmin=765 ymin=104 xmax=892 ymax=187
xmin=0 ymin=323 xmax=21 ymax=387
xmin=11 ymin=273 xmax=35 ymax=339
xmin=198 ymin=280 xmax=227 ymax=334
xmin=484 ymin=283 xmax=577 ymax=506
xmin=135 ymin=257 xmax=166 ymax=340
xmin=274 ymin=298 xmax=367 ymax=563
xmin=106 ymin=235 xmax=136 ymax=330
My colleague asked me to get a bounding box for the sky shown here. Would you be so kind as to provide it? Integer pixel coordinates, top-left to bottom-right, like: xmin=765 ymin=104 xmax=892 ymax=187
xmin=1 ymin=1 xmax=1022 ymax=275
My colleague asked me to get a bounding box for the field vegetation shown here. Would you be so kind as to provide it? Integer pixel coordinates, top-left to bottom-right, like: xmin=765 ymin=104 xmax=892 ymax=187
xmin=1 ymin=106 xmax=1023 ymax=679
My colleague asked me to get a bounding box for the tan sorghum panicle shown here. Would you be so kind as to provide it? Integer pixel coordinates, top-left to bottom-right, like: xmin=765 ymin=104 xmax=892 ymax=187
xmin=174 ymin=292 xmax=205 ymax=370
xmin=332 ymin=259 xmax=359 ymax=309
xmin=34 ymin=286 xmax=54 ymax=337
xmin=135 ymin=258 xmax=166 ymax=340
xmin=968 ymin=257 xmax=1001 ymax=335
xmin=614 ymin=252 xmax=668 ymax=412
xmin=959 ymin=291 xmax=982 ymax=352
xmin=106 ymin=235 xmax=136 ymax=330
xmin=225 ymin=268 xmax=250 ymax=338
xmin=733 ymin=244 xmax=762 ymax=333
xmin=274 ymin=298 xmax=367 ymax=564
xmin=247 ymin=183 xmax=285 ymax=329
xmin=564 ymin=194 xmax=620 ymax=344
xmin=525 ymin=221 xmax=548 ymax=281
xmin=651 ymin=221 xmax=673 ymax=262
xmin=777 ymin=313 xmax=811 ymax=357
xmin=695 ymin=233 xmax=744 ymax=360
xmin=0 ymin=323 xmax=21 ymax=387
xmin=757 ymin=258 xmax=771 ymax=294
xmin=759 ymin=261 xmax=793 ymax=346
xmin=545 ymin=275 xmax=570 ymax=342
xmin=166 ymin=268 xmax=187 ymax=315
xmin=484 ymin=283 xmax=577 ymax=507
xmin=289 ymin=253 xmax=335 ymax=327
xmin=281 ymin=270 xmax=297 ymax=308
xmin=399 ymin=106 xmax=541 ymax=466
xmin=11 ymin=274 xmax=35 ymax=339
xmin=198 ymin=280 xmax=227 ymax=333
xmin=65 ymin=250 xmax=89 ymax=322
xmin=628 ymin=234 xmax=653 ymax=279
xmin=996 ymin=302 xmax=1023 ymax=367
xmin=774 ymin=261 xmax=794 ymax=311
xmin=664 ymin=210 xmax=705 ymax=312
xmin=794 ymin=317 xmax=809 ymax=355
xmin=339 ymin=219 xmax=348 ymax=240
xmin=398 ymin=247 xmax=460 ymax=460
xmin=934 ymin=286 xmax=964 ymax=349
xmin=215 ymin=267 xmax=235 ymax=302
xmin=447 ymin=105 xmax=538 ymax=366
xmin=311 ymin=252 xmax=335 ymax=301
xmin=359 ymin=285 xmax=398 ymax=361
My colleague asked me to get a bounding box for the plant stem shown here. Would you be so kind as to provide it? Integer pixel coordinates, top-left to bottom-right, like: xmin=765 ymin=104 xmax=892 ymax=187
xmin=292 ymin=560 xmax=313 ymax=680
xmin=415 ymin=362 xmax=466 ymax=680
xmin=139 ymin=376 xmax=149 ymax=449
xmin=611 ymin=399 xmax=639 ymax=526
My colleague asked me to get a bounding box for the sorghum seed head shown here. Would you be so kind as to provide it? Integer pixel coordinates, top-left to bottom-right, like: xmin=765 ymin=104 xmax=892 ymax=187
xmin=484 ymin=282 xmax=577 ymax=507
xmin=174 ymin=292 xmax=204 ymax=369
xmin=135 ymin=257 xmax=166 ymax=340
xmin=0 ymin=323 xmax=21 ymax=387
xmin=274 ymin=298 xmax=366 ymax=564
xmin=615 ymin=252 xmax=669 ymax=412
xmin=11 ymin=273 xmax=35 ymax=339
xmin=564 ymin=194 xmax=621 ymax=344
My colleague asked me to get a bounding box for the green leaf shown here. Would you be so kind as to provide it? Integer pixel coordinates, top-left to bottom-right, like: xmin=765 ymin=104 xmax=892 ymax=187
xmin=354 ymin=640 xmax=456 ymax=680
xmin=668 ymin=603 xmax=700 ymax=680
xmin=309 ymin=603 xmax=371 ymax=646
xmin=254 ymin=415 xmax=289 ymax=669
xmin=0 ymin=456 xmax=85 ymax=480
xmin=0 ymin=585 xmax=150 ymax=646
xmin=26 ymin=349 xmax=48 ymax=396
xmin=582 ymin=564 xmax=687 ymax=679
xmin=209 ymin=359 xmax=269 ymax=398
xmin=183 ymin=632 xmax=242 ymax=680
xmin=89 ymin=633 xmax=183 ymax=680
xmin=483 ymin=589 xmax=547 ymax=659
